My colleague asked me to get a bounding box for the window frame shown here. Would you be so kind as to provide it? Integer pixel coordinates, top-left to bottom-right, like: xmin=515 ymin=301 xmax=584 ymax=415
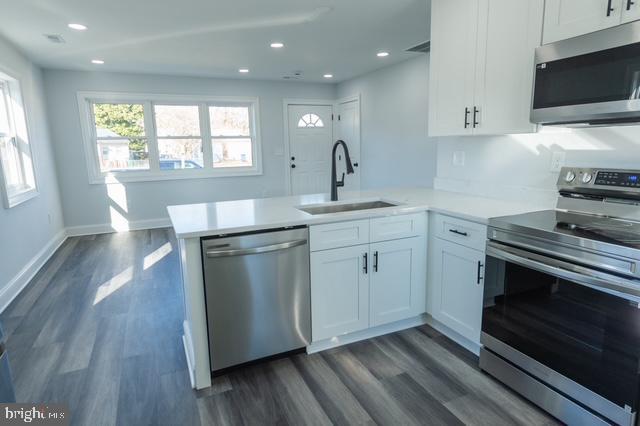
xmin=0 ymin=71 xmax=38 ymax=208
xmin=77 ymin=92 xmax=262 ymax=184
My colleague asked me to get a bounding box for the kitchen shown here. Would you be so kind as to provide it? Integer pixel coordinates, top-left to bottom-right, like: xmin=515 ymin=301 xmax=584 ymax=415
xmin=1 ymin=0 xmax=640 ymax=425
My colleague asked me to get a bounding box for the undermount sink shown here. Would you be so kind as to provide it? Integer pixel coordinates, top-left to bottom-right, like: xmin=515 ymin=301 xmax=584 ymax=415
xmin=297 ymin=200 xmax=400 ymax=215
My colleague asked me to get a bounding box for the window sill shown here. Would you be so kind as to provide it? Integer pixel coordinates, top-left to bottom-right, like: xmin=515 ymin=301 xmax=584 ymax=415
xmin=3 ymin=187 xmax=39 ymax=209
xmin=90 ymin=168 xmax=263 ymax=184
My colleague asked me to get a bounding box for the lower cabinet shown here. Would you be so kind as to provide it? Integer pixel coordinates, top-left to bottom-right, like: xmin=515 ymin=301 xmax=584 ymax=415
xmin=370 ymin=238 xmax=426 ymax=327
xmin=310 ymin=214 xmax=428 ymax=343
xmin=310 ymin=245 xmax=369 ymax=341
xmin=431 ymin=237 xmax=485 ymax=344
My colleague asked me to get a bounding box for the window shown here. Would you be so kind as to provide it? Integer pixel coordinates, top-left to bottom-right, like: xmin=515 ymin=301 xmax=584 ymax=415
xmin=0 ymin=74 xmax=37 ymax=208
xmin=78 ymin=92 xmax=261 ymax=183
xmin=297 ymin=113 xmax=324 ymax=128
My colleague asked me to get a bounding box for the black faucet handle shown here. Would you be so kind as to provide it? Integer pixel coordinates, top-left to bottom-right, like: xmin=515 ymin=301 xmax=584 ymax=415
xmin=337 ymin=172 xmax=345 ymax=187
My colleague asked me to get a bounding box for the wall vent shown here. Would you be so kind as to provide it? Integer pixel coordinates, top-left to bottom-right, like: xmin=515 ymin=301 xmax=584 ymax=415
xmin=44 ymin=34 xmax=66 ymax=44
xmin=406 ymin=41 xmax=430 ymax=53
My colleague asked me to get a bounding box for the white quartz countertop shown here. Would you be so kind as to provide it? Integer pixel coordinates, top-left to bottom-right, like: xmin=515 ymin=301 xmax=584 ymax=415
xmin=167 ymin=188 xmax=548 ymax=239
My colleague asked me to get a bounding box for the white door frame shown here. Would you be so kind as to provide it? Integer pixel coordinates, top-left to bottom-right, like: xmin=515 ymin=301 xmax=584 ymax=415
xmin=283 ymin=95 xmax=361 ymax=196
xmin=283 ymin=98 xmax=335 ymax=196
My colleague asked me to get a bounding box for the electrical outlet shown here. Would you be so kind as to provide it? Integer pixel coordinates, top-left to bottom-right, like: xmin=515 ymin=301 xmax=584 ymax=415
xmin=452 ymin=151 xmax=466 ymax=167
xmin=550 ymin=151 xmax=566 ymax=172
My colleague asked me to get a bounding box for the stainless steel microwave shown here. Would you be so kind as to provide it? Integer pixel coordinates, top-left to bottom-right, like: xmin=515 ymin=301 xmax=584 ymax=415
xmin=531 ymin=21 xmax=640 ymax=126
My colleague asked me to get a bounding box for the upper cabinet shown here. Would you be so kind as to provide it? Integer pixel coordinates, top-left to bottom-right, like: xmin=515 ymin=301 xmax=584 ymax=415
xmin=428 ymin=0 xmax=544 ymax=137
xmin=544 ymin=0 xmax=640 ymax=44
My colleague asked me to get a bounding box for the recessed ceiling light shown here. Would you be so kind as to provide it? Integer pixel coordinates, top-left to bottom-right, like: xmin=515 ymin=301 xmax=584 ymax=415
xmin=323 ymin=74 xmax=333 ymax=79
xmin=270 ymin=42 xmax=284 ymax=48
xmin=91 ymin=59 xmax=104 ymax=64
xmin=377 ymin=51 xmax=390 ymax=57
xmin=68 ymin=23 xmax=88 ymax=31
xmin=238 ymin=68 xmax=249 ymax=73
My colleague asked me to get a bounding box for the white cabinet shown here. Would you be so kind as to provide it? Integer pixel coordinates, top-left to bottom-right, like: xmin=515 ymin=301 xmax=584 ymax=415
xmin=310 ymin=214 xmax=427 ymax=343
xmin=543 ymin=0 xmax=623 ymax=44
xmin=310 ymin=245 xmax=369 ymax=341
xmin=429 ymin=0 xmax=543 ymax=137
xmin=431 ymin=238 xmax=485 ymax=344
xmin=370 ymin=238 xmax=426 ymax=327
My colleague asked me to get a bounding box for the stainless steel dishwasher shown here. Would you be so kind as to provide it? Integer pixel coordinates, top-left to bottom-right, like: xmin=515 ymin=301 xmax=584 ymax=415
xmin=201 ymin=226 xmax=311 ymax=372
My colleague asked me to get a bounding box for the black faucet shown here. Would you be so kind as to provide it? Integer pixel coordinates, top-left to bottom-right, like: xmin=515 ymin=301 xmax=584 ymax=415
xmin=331 ymin=140 xmax=354 ymax=201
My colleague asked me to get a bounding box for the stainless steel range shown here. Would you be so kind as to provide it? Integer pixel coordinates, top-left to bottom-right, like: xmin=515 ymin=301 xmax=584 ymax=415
xmin=480 ymin=167 xmax=640 ymax=426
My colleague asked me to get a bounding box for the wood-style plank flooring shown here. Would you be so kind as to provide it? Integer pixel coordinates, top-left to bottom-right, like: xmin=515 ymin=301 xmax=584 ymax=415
xmin=2 ymin=229 xmax=558 ymax=425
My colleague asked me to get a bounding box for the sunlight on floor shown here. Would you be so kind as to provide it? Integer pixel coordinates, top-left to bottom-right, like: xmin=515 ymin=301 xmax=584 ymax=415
xmin=143 ymin=242 xmax=173 ymax=270
xmin=93 ymin=266 xmax=134 ymax=305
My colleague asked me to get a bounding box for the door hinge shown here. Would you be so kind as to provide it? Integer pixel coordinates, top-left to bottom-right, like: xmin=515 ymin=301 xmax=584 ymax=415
xmin=338 ymin=114 xmax=341 ymax=121
xmin=331 ymin=114 xmax=334 ymax=121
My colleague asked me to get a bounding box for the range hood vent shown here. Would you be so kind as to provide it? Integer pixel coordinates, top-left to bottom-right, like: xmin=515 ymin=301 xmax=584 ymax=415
xmin=406 ymin=41 xmax=430 ymax=53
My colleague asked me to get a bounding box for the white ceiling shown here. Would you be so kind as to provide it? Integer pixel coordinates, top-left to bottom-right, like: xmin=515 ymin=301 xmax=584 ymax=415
xmin=0 ymin=0 xmax=429 ymax=83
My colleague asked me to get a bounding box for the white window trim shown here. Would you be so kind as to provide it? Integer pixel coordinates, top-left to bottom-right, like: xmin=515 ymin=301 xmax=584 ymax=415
xmin=77 ymin=91 xmax=263 ymax=184
xmin=0 ymin=72 xmax=39 ymax=208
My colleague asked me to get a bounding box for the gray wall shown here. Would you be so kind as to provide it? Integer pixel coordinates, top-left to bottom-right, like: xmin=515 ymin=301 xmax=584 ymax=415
xmin=0 ymin=37 xmax=64 ymax=292
xmin=337 ymin=55 xmax=436 ymax=189
xmin=43 ymin=70 xmax=336 ymax=230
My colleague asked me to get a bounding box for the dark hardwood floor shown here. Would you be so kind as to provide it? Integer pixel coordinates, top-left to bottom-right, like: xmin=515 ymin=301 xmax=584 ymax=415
xmin=1 ymin=229 xmax=558 ymax=425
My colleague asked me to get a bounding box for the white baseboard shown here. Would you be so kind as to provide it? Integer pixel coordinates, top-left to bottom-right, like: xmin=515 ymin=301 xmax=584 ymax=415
xmin=183 ymin=322 xmax=196 ymax=389
xmin=425 ymin=315 xmax=481 ymax=356
xmin=66 ymin=217 xmax=172 ymax=237
xmin=0 ymin=229 xmax=67 ymax=313
xmin=306 ymin=314 xmax=428 ymax=354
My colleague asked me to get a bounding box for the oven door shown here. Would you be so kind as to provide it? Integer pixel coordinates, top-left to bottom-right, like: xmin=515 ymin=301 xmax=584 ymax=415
xmin=482 ymin=241 xmax=640 ymax=424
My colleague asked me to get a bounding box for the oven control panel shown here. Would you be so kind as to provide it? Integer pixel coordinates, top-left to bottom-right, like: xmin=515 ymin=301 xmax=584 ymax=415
xmin=557 ymin=167 xmax=640 ymax=194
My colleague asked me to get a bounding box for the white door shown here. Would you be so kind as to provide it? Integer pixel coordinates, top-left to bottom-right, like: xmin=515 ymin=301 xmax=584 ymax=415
xmin=472 ymin=0 xmax=543 ymax=135
xmin=370 ymin=237 xmax=426 ymax=327
xmin=336 ymin=100 xmax=361 ymax=191
xmin=428 ymin=0 xmax=479 ymax=137
xmin=543 ymin=0 xmax=622 ymax=44
xmin=622 ymin=0 xmax=640 ymax=22
xmin=432 ymin=238 xmax=485 ymax=344
xmin=288 ymin=104 xmax=333 ymax=195
xmin=310 ymin=245 xmax=369 ymax=342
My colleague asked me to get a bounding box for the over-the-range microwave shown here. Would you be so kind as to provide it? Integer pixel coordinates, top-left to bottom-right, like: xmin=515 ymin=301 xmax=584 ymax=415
xmin=531 ymin=20 xmax=640 ymax=126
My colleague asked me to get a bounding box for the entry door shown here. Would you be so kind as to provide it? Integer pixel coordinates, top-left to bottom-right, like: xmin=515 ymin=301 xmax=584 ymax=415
xmin=288 ymin=104 xmax=333 ymax=195
xmin=336 ymin=100 xmax=361 ymax=191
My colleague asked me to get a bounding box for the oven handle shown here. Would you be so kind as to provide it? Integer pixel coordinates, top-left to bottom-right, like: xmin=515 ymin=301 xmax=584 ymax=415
xmin=486 ymin=241 xmax=640 ymax=303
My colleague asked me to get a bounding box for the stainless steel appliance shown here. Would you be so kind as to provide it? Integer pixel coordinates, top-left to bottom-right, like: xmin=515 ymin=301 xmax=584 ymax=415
xmin=202 ymin=227 xmax=311 ymax=372
xmin=0 ymin=322 xmax=16 ymax=402
xmin=532 ymin=21 xmax=640 ymax=126
xmin=481 ymin=167 xmax=640 ymax=426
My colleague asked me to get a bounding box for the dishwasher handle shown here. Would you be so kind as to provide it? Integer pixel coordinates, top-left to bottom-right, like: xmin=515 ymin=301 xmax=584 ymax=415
xmin=205 ymin=239 xmax=307 ymax=258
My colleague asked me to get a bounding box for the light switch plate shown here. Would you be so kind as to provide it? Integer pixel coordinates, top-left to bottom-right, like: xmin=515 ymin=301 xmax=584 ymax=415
xmin=452 ymin=151 xmax=466 ymax=167
xmin=550 ymin=151 xmax=566 ymax=172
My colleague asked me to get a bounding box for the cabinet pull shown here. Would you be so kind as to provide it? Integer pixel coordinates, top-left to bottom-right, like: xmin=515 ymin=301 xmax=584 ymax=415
xmin=628 ymin=0 xmax=635 ymax=10
xmin=607 ymin=0 xmax=615 ymax=15
xmin=449 ymin=229 xmax=469 ymax=237
xmin=473 ymin=106 xmax=480 ymax=128
xmin=464 ymin=107 xmax=470 ymax=129
xmin=373 ymin=251 xmax=379 ymax=272
xmin=363 ymin=252 xmax=368 ymax=274
xmin=477 ymin=261 xmax=484 ymax=285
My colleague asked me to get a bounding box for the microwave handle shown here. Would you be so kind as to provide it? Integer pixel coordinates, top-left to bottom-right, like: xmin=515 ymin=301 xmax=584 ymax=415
xmin=486 ymin=241 xmax=640 ymax=303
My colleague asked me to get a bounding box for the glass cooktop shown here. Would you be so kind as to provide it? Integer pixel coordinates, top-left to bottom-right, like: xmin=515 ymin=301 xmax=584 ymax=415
xmin=490 ymin=210 xmax=640 ymax=250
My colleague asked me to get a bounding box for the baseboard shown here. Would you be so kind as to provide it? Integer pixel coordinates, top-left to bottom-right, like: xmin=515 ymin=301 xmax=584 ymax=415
xmin=0 ymin=229 xmax=67 ymax=313
xmin=306 ymin=314 xmax=428 ymax=354
xmin=183 ymin=323 xmax=196 ymax=389
xmin=425 ymin=315 xmax=481 ymax=356
xmin=65 ymin=217 xmax=172 ymax=237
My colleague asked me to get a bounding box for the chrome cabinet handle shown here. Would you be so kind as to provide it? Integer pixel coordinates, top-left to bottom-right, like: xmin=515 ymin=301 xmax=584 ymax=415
xmin=205 ymin=239 xmax=306 ymax=258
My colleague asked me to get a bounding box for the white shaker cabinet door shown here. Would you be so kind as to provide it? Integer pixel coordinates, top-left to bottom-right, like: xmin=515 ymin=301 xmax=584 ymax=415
xmin=543 ymin=0 xmax=622 ymax=44
xmin=432 ymin=238 xmax=485 ymax=344
xmin=311 ymin=245 xmax=370 ymax=342
xmin=369 ymin=237 xmax=426 ymax=327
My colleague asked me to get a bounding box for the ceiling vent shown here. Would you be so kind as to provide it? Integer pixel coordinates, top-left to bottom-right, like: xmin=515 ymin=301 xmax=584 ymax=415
xmin=44 ymin=34 xmax=65 ymax=44
xmin=406 ymin=41 xmax=430 ymax=53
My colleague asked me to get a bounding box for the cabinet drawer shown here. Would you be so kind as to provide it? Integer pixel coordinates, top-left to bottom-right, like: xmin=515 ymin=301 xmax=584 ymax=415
xmin=370 ymin=213 xmax=426 ymax=243
xmin=434 ymin=214 xmax=487 ymax=251
xmin=310 ymin=219 xmax=370 ymax=252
